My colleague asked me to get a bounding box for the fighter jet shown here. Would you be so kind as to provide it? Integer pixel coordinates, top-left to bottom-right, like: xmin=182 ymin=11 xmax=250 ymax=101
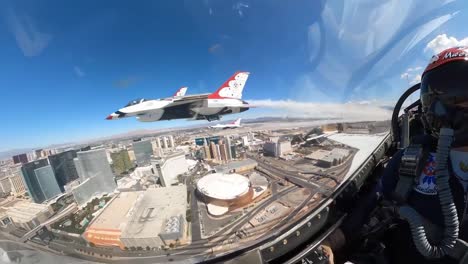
xmin=209 ymin=118 xmax=242 ymax=129
xmin=106 ymin=72 xmax=250 ymax=122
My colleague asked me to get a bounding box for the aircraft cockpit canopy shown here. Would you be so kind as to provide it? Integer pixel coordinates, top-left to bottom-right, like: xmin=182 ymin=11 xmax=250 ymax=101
xmin=125 ymin=98 xmax=146 ymax=107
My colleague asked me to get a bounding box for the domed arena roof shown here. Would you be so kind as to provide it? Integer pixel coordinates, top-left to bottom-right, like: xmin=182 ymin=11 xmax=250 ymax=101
xmin=196 ymin=173 xmax=250 ymax=200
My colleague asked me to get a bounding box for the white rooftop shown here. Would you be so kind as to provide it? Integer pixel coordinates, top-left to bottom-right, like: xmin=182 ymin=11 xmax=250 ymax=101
xmin=87 ymin=191 xmax=141 ymax=230
xmin=120 ymin=185 xmax=187 ymax=239
xmin=7 ymin=202 xmax=50 ymax=223
xmin=206 ymin=203 xmax=229 ymax=216
xmin=328 ymin=132 xmax=388 ymax=181
xmin=197 ymin=173 xmax=250 ymax=200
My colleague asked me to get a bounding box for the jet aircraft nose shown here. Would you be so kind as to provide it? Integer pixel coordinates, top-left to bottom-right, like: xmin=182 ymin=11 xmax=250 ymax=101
xmin=105 ymin=113 xmax=119 ymax=120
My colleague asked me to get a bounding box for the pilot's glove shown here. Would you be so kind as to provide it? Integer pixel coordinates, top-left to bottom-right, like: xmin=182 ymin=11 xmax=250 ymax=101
xmin=322 ymin=228 xmax=346 ymax=251
xmin=320 ymin=228 xmax=346 ymax=264
xmin=319 ymin=245 xmax=335 ymax=264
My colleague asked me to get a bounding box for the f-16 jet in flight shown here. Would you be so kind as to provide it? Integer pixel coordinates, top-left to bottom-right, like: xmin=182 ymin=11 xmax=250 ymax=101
xmin=209 ymin=118 xmax=242 ymax=129
xmin=106 ymin=72 xmax=250 ymax=122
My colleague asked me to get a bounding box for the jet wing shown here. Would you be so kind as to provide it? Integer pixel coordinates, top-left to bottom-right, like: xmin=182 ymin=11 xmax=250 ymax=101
xmin=172 ymin=93 xmax=210 ymax=102
xmin=153 ymin=96 xmax=208 ymax=121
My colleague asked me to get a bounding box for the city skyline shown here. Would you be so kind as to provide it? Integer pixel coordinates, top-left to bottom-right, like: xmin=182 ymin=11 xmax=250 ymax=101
xmin=0 ymin=118 xmax=401 ymax=263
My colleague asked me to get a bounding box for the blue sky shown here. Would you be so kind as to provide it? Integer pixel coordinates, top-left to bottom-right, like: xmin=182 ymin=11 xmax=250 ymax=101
xmin=1 ymin=0 xmax=468 ymax=151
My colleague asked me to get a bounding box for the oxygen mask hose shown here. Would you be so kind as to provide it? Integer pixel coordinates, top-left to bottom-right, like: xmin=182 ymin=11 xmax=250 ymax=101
xmin=399 ymin=127 xmax=459 ymax=258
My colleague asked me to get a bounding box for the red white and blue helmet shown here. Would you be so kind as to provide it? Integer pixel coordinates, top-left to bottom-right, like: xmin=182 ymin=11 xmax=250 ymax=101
xmin=421 ymin=46 xmax=468 ymax=143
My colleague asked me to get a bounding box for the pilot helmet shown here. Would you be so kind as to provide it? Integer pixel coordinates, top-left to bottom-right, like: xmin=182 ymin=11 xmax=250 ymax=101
xmin=421 ymin=46 xmax=468 ymax=146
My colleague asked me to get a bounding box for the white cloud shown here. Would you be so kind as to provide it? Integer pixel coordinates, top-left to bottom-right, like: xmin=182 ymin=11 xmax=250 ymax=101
xmin=74 ymin=66 xmax=85 ymax=77
xmin=233 ymin=2 xmax=249 ymax=17
xmin=407 ymin=66 xmax=422 ymax=72
xmin=410 ymin=74 xmax=422 ymax=85
xmin=303 ymin=1 xmax=456 ymax=100
xmin=401 ymin=66 xmax=422 ymax=85
xmin=247 ymin=99 xmax=393 ymax=121
xmin=208 ymin=43 xmax=222 ymax=54
xmin=4 ymin=8 xmax=52 ymax=57
xmin=425 ymin=34 xmax=468 ymax=54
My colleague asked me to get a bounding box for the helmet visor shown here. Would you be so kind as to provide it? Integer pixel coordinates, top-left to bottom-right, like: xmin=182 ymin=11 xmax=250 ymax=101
xmin=421 ymin=61 xmax=468 ymax=110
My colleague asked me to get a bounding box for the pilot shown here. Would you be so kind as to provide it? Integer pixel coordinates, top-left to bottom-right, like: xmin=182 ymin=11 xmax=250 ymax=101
xmin=321 ymin=46 xmax=468 ymax=264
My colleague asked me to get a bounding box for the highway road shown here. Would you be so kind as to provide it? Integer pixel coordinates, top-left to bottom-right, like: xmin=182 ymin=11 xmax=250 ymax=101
xmin=184 ymin=163 xmax=204 ymax=242
xmin=248 ymin=154 xmax=326 ymax=192
xmin=21 ymin=203 xmax=78 ymax=242
xmin=0 ymin=238 xmax=89 ymax=264
xmin=207 ymin=185 xmax=298 ymax=243
xmin=189 ymin=185 xmax=202 ymax=242
xmin=248 ymin=153 xmax=354 ymax=197
xmin=49 ymin=233 xmax=216 ymax=263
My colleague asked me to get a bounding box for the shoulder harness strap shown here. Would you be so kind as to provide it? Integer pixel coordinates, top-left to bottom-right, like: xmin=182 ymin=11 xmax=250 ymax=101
xmin=393 ymin=144 xmax=428 ymax=203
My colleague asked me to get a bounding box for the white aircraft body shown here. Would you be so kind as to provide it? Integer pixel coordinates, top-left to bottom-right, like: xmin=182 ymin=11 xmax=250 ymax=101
xmin=210 ymin=118 xmax=242 ymax=129
xmin=106 ymin=72 xmax=250 ymax=122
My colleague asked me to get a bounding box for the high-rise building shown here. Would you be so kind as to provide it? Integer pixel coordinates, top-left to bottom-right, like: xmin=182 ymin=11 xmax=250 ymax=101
xmin=225 ymin=137 xmax=233 ymax=160
xmin=276 ymin=141 xmax=292 ymax=157
xmin=195 ymin=136 xmax=220 ymax=146
xmin=151 ymin=140 xmax=159 ymax=153
xmin=157 ymin=137 xmax=163 ymax=149
xmin=162 ymin=137 xmax=168 ymax=149
xmin=230 ymin=145 xmax=237 ymax=159
xmin=169 ymin=135 xmax=175 ymax=148
xmin=152 ymin=147 xmax=163 ymax=158
xmin=0 ymin=176 xmax=11 ymax=194
xmin=71 ymin=149 xmax=117 ymax=206
xmin=263 ymin=142 xmax=278 ymax=157
xmin=70 ymin=178 xmax=96 ymax=206
xmin=154 ymin=138 xmax=161 ymax=149
xmin=21 ymin=159 xmax=51 ymax=203
xmin=203 ymin=145 xmax=211 ymax=160
xmin=12 ymin=154 xmax=28 ymax=165
xmin=241 ymin=136 xmax=249 ymax=147
xmin=215 ymin=145 xmax=221 ymax=161
xmin=34 ymin=165 xmax=61 ymax=200
xmin=9 ymin=172 xmax=26 ymax=195
xmin=34 ymin=149 xmax=42 ymax=159
xmin=127 ymin=149 xmax=136 ymax=161
xmin=75 ymin=149 xmax=116 ymax=191
xmin=219 ymin=142 xmax=228 ymax=162
xmin=151 ymin=151 xmax=189 ymax=186
xmin=110 ymin=150 xmax=134 ymax=175
xmin=0 ymin=165 xmax=26 ymax=196
xmin=48 ymin=150 xmax=79 ymax=192
xmin=0 ymin=165 xmax=25 ymax=196
xmin=133 ymin=140 xmax=154 ymax=166
xmin=26 ymin=152 xmax=36 ymax=162
xmin=35 ymin=149 xmax=46 ymax=159
xmin=73 ymin=158 xmax=85 ymax=181
xmin=210 ymin=142 xmax=219 ymax=161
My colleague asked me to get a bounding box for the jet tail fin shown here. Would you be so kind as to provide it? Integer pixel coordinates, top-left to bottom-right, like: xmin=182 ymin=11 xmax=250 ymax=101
xmin=208 ymin=72 xmax=250 ymax=99
xmin=231 ymin=118 xmax=241 ymax=126
xmin=174 ymin=86 xmax=188 ymax=97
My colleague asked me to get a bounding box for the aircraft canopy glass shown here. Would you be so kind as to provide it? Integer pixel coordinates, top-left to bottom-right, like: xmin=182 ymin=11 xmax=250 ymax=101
xmin=125 ymin=98 xmax=146 ymax=107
